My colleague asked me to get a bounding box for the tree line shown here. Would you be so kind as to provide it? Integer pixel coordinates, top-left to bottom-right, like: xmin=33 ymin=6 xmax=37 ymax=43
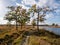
xmin=4 ymin=4 xmax=55 ymax=31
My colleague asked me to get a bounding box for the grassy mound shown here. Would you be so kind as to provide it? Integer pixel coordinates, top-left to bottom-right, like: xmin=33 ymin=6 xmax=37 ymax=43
xmin=0 ymin=29 xmax=60 ymax=45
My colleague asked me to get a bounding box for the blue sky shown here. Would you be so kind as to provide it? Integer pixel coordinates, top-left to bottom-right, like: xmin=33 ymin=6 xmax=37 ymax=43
xmin=0 ymin=0 xmax=60 ymax=25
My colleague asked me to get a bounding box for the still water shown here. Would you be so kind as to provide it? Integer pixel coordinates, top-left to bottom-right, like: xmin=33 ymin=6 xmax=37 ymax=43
xmin=39 ymin=26 xmax=60 ymax=35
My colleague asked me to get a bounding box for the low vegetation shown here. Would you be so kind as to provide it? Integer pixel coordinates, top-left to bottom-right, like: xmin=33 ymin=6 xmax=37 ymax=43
xmin=0 ymin=27 xmax=60 ymax=45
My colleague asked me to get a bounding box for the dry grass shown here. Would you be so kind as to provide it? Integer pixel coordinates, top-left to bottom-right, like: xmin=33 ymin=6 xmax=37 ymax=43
xmin=0 ymin=26 xmax=60 ymax=45
xmin=0 ymin=25 xmax=37 ymax=38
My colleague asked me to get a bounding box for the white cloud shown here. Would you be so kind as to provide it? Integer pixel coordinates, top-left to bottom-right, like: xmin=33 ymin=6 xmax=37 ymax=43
xmin=21 ymin=0 xmax=36 ymax=6
xmin=0 ymin=1 xmax=3 ymax=10
xmin=16 ymin=0 xmax=49 ymax=9
xmin=16 ymin=2 xmax=29 ymax=9
xmin=0 ymin=0 xmax=8 ymax=15
xmin=45 ymin=13 xmax=54 ymax=19
xmin=53 ymin=3 xmax=60 ymax=8
xmin=0 ymin=18 xmax=7 ymax=24
xmin=0 ymin=0 xmax=6 ymax=14
xmin=21 ymin=0 xmax=49 ymax=7
xmin=55 ymin=9 xmax=60 ymax=13
xmin=55 ymin=9 xmax=60 ymax=16
xmin=11 ymin=0 xmax=16 ymax=2
xmin=47 ymin=0 xmax=60 ymax=9
xmin=21 ymin=0 xmax=60 ymax=8
xmin=21 ymin=0 xmax=58 ymax=7
xmin=16 ymin=0 xmax=60 ymax=9
xmin=37 ymin=0 xmax=48 ymax=7
xmin=0 ymin=0 xmax=8 ymax=24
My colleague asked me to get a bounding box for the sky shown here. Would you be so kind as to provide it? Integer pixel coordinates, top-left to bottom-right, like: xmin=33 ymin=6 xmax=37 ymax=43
xmin=0 ymin=0 xmax=60 ymax=25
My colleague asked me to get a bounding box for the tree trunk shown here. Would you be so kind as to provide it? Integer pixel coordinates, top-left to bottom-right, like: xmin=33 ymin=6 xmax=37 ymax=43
xmin=37 ymin=12 xmax=39 ymax=31
xmin=33 ymin=12 xmax=34 ymax=28
xmin=21 ymin=23 xmax=22 ymax=29
xmin=16 ymin=21 xmax=18 ymax=31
